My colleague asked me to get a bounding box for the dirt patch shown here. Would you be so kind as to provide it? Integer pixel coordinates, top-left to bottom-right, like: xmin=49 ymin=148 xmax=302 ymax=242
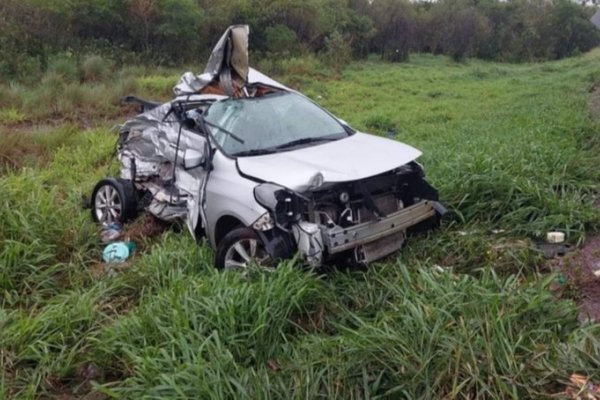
xmin=122 ymin=213 xmax=170 ymax=246
xmin=552 ymin=236 xmax=600 ymax=321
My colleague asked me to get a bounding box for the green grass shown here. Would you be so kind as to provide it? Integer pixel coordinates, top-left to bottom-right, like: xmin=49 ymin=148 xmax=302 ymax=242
xmin=0 ymin=109 xmax=25 ymax=125
xmin=1 ymin=50 xmax=600 ymax=398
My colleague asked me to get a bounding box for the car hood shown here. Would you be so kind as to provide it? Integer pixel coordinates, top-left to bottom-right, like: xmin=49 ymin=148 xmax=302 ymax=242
xmin=236 ymin=132 xmax=422 ymax=192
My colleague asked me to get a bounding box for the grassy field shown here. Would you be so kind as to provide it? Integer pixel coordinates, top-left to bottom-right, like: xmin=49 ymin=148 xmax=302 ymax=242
xmin=2 ymin=50 xmax=600 ymax=399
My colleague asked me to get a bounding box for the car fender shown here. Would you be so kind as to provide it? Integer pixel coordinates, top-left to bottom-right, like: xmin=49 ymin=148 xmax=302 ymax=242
xmin=204 ymin=152 xmax=266 ymax=247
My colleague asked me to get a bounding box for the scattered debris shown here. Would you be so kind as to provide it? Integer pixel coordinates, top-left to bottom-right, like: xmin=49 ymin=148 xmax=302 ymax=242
xmin=100 ymin=222 xmax=123 ymax=243
xmin=99 ymin=220 xmax=136 ymax=265
xmin=535 ymin=231 xmax=569 ymax=258
xmin=102 ymin=242 xmax=135 ymax=263
xmin=433 ymin=265 xmax=445 ymax=273
xmin=547 ymin=231 xmax=565 ymax=244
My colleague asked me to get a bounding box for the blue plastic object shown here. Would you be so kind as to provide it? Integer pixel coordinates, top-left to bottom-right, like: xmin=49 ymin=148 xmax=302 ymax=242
xmin=102 ymin=242 xmax=130 ymax=263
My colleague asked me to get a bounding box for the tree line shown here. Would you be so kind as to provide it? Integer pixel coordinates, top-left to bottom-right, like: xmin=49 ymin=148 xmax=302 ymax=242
xmin=1 ymin=0 xmax=599 ymax=79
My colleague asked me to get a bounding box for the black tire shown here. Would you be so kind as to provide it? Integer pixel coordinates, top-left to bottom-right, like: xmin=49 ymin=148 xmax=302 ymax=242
xmin=91 ymin=178 xmax=137 ymax=224
xmin=215 ymin=227 xmax=271 ymax=270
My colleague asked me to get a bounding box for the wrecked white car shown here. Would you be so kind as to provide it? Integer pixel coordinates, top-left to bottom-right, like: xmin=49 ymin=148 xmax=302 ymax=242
xmin=90 ymin=25 xmax=446 ymax=269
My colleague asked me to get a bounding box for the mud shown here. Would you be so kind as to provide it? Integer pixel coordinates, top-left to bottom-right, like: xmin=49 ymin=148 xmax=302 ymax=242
xmin=553 ymin=235 xmax=600 ymax=322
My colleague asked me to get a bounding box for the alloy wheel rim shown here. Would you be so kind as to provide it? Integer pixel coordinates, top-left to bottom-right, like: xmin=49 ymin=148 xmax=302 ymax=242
xmin=224 ymin=238 xmax=272 ymax=269
xmin=94 ymin=185 xmax=122 ymax=224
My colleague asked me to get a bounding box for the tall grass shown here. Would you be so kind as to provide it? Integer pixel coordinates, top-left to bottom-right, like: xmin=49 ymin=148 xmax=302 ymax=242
xmin=0 ymin=127 xmax=115 ymax=310
xmin=1 ymin=50 xmax=600 ymax=398
xmin=0 ymin=54 xmax=180 ymax=125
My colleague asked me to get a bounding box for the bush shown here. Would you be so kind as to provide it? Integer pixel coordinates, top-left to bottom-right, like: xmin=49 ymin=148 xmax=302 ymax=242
xmin=16 ymin=57 xmax=43 ymax=83
xmin=81 ymin=55 xmax=113 ymax=82
xmin=324 ymin=31 xmax=352 ymax=73
xmin=265 ymin=24 xmax=298 ymax=55
xmin=47 ymin=55 xmax=79 ymax=81
xmin=0 ymin=84 xmax=23 ymax=109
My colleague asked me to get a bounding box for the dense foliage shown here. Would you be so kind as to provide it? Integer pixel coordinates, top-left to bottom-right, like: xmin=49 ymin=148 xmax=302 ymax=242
xmin=1 ymin=0 xmax=599 ymax=80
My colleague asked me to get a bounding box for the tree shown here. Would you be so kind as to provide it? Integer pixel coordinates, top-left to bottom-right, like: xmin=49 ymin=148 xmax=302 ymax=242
xmin=368 ymin=0 xmax=416 ymax=62
xmin=325 ymin=30 xmax=352 ymax=72
xmin=550 ymin=0 xmax=600 ymax=58
xmin=128 ymin=0 xmax=159 ymax=54
xmin=265 ymin=24 xmax=298 ymax=55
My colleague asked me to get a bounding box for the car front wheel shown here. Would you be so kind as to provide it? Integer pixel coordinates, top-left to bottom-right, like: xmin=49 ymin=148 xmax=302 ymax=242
xmin=215 ymin=227 xmax=272 ymax=270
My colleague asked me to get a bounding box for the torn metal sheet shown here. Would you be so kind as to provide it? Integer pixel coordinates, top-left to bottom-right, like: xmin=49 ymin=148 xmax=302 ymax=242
xmin=173 ymin=25 xmax=288 ymax=96
xmin=174 ymin=25 xmax=250 ymax=96
xmin=205 ymin=25 xmax=249 ymax=83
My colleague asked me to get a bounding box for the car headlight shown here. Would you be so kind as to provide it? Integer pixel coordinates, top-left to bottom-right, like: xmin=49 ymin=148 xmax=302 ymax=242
xmin=253 ymin=183 xmax=306 ymax=230
xmin=252 ymin=212 xmax=275 ymax=231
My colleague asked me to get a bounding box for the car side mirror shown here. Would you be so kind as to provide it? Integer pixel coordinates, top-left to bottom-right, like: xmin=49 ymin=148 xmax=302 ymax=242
xmin=183 ymin=149 xmax=206 ymax=169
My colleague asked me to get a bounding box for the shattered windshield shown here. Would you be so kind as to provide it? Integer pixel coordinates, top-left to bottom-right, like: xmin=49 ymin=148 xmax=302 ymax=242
xmin=204 ymin=92 xmax=349 ymax=156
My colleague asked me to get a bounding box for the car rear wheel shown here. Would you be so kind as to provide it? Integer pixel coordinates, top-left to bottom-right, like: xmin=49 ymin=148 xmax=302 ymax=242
xmin=215 ymin=227 xmax=272 ymax=270
xmin=91 ymin=178 xmax=137 ymax=225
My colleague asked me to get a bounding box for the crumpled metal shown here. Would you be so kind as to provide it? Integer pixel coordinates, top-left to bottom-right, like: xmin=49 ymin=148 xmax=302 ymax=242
xmin=174 ymin=25 xmax=249 ymax=96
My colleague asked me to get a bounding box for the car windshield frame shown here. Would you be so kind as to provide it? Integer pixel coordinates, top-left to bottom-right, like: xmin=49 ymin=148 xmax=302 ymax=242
xmin=203 ymin=91 xmax=352 ymax=157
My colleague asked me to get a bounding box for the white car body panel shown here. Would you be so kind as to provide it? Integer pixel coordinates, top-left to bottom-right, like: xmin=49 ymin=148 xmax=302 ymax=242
xmin=236 ymin=132 xmax=422 ymax=191
xmin=204 ymin=151 xmax=267 ymax=246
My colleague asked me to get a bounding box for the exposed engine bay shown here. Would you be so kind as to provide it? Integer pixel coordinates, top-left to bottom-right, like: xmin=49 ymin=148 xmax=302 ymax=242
xmin=251 ymin=163 xmax=445 ymax=267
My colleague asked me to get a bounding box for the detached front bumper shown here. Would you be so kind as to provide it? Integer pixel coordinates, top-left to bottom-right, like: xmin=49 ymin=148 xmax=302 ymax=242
xmin=322 ymin=200 xmax=441 ymax=262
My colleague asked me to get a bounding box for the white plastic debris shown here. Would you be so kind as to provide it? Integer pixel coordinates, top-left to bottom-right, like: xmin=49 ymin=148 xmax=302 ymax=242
xmin=546 ymin=231 xmax=565 ymax=244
